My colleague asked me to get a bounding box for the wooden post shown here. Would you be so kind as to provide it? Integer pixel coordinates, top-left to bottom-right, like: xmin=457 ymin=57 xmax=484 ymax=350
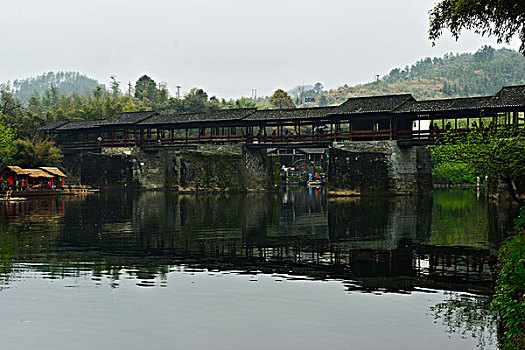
xmin=372 ymin=117 xmax=376 ymax=141
xmin=389 ymin=116 xmax=392 ymax=140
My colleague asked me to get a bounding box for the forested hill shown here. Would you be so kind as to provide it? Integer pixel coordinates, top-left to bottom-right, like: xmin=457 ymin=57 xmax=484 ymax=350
xmin=12 ymin=71 xmax=103 ymax=103
xmin=321 ymin=46 xmax=525 ymax=105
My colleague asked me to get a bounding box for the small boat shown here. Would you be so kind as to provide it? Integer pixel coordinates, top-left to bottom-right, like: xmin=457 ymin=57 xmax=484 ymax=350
xmin=307 ymin=180 xmax=324 ymax=188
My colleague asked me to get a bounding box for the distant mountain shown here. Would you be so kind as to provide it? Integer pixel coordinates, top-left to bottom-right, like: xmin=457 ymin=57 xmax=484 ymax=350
xmin=299 ymin=46 xmax=525 ymax=106
xmin=11 ymin=71 xmax=104 ymax=103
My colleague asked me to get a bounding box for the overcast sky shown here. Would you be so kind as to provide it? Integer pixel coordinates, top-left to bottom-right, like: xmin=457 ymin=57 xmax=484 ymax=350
xmin=0 ymin=0 xmax=520 ymax=99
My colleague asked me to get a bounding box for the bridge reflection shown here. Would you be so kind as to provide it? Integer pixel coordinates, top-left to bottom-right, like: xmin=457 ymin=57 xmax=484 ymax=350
xmin=0 ymin=189 xmax=513 ymax=293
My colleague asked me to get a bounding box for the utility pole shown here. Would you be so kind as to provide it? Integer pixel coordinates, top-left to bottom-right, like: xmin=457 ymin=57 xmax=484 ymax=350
xmin=176 ymin=85 xmax=181 ymax=99
xmin=127 ymin=82 xmax=132 ymax=97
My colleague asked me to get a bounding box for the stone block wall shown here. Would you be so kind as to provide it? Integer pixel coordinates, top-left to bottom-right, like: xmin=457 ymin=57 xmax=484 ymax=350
xmin=328 ymin=141 xmax=432 ymax=196
xmin=62 ymin=145 xmax=281 ymax=191
xmin=62 ymin=150 xmax=139 ymax=188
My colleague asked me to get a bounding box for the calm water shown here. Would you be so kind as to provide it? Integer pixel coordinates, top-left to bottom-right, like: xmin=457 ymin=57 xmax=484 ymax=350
xmin=0 ymin=188 xmax=515 ymax=349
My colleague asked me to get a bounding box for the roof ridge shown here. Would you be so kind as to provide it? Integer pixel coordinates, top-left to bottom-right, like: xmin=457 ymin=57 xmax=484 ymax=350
xmin=343 ymin=93 xmax=413 ymax=100
xmin=500 ymin=84 xmax=525 ymax=89
xmin=115 ymin=110 xmax=156 ymax=115
xmin=414 ymin=95 xmax=493 ymax=103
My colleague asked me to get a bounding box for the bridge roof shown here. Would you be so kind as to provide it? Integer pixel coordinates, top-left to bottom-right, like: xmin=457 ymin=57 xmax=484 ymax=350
xmin=243 ymin=107 xmax=334 ymax=121
xmin=490 ymin=85 xmax=525 ymax=108
xmin=330 ymin=94 xmax=414 ymax=115
xmin=41 ymin=84 xmax=525 ymax=132
xmin=39 ymin=119 xmax=71 ymax=131
xmin=55 ymin=119 xmax=103 ymax=131
xmin=99 ymin=111 xmax=158 ymax=126
xmin=393 ymin=96 xmax=492 ymax=113
xmin=137 ymin=108 xmax=257 ymax=126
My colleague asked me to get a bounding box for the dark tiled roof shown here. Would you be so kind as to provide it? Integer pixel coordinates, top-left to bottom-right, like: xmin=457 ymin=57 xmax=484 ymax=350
xmin=99 ymin=111 xmax=158 ymax=126
xmin=138 ymin=109 xmax=257 ymax=125
xmin=394 ymin=96 xmax=492 ymax=113
xmin=39 ymin=119 xmax=70 ymax=131
xmin=490 ymin=85 xmax=525 ymax=107
xmin=55 ymin=119 xmax=103 ymax=131
xmin=330 ymin=94 xmax=414 ymax=114
xmin=244 ymin=107 xmax=335 ymax=121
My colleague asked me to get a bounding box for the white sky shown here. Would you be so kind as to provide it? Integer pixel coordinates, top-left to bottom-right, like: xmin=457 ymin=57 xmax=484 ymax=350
xmin=0 ymin=0 xmax=520 ymax=99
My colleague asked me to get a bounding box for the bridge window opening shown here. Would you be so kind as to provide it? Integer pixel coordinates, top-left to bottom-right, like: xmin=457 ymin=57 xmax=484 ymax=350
xmin=171 ymin=129 xmax=183 ymax=138
xmin=86 ymin=133 xmax=97 ymax=142
xmin=353 ymin=119 xmax=373 ymax=131
xmin=377 ymin=119 xmax=389 ymax=131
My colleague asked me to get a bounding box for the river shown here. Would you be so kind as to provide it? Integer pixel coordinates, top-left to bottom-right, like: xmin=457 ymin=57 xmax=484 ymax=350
xmin=0 ymin=188 xmax=516 ymax=349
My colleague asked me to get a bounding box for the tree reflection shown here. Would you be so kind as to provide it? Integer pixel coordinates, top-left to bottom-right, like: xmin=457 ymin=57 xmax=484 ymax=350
xmin=428 ymin=292 xmax=497 ymax=349
xmin=0 ymin=188 xmax=510 ymax=294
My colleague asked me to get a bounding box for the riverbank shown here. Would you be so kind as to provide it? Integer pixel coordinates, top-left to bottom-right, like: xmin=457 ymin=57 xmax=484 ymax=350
xmin=492 ymin=207 xmax=525 ymax=349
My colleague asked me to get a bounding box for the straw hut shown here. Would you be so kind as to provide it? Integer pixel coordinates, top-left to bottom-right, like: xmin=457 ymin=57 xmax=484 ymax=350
xmin=1 ymin=166 xmax=56 ymax=191
xmin=39 ymin=167 xmax=68 ymax=188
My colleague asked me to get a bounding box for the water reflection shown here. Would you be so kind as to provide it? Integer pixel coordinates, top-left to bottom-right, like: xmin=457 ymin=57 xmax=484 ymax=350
xmin=428 ymin=292 xmax=497 ymax=349
xmin=0 ymin=188 xmax=511 ymax=295
xmin=1 ymin=188 xmax=509 ymax=349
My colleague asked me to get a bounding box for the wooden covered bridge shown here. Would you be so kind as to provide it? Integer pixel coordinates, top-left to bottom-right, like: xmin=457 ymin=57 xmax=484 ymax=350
xmin=42 ymin=85 xmax=525 ymax=149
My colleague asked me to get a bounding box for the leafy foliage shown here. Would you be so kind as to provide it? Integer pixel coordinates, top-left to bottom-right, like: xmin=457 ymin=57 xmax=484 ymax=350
xmin=317 ymin=47 xmax=524 ymax=105
xmin=432 ymin=161 xmax=478 ymax=184
xmin=491 ymin=211 xmax=525 ymax=349
xmin=0 ymin=114 xmax=16 ymax=167
xmin=12 ymin=71 xmax=102 ymax=104
xmin=12 ymin=138 xmax=63 ymax=168
xmin=432 ymin=125 xmax=525 ymax=203
xmin=428 ymin=0 xmax=525 ymax=55
xmin=269 ymin=89 xmax=295 ymax=109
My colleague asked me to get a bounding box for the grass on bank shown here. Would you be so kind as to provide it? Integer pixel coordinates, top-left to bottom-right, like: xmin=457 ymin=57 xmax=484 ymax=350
xmin=492 ymin=206 xmax=525 ymax=349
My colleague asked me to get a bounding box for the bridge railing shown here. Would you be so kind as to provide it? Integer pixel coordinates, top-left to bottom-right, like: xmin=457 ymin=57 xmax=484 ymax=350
xmin=59 ymin=124 xmax=523 ymax=149
xmin=59 ymin=130 xmax=397 ymax=148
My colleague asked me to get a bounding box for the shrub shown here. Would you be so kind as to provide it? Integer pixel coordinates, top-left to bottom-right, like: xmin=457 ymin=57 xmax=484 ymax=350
xmin=492 ymin=207 xmax=525 ymax=349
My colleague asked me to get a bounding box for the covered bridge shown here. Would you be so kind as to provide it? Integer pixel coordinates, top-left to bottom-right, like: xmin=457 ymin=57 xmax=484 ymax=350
xmin=41 ymin=85 xmax=525 ymax=149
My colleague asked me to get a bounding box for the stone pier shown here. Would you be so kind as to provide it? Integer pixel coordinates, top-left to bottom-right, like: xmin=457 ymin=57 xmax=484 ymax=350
xmin=62 ymin=145 xmax=281 ymax=191
xmin=328 ymin=141 xmax=432 ymax=196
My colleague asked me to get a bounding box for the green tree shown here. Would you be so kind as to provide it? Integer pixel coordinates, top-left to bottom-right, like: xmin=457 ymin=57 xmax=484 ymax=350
xmin=318 ymin=95 xmax=328 ymax=107
xmin=110 ymin=75 xmax=121 ymax=98
xmin=134 ymin=75 xmax=157 ymax=106
xmin=27 ymin=91 xmax=43 ymax=115
xmin=0 ymin=114 xmax=16 ymax=167
xmin=313 ymin=82 xmax=323 ymax=94
xmin=269 ymin=89 xmax=295 ymax=109
xmin=235 ymin=97 xmax=256 ymax=109
xmin=474 ymin=45 xmax=496 ymax=61
xmin=12 ymin=137 xmax=63 ymax=168
xmin=0 ymin=85 xmax=22 ymax=117
xmin=183 ymin=88 xmax=215 ymax=112
xmin=433 ymin=125 xmax=525 ymax=204
xmin=429 ymin=0 xmax=525 ymax=55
